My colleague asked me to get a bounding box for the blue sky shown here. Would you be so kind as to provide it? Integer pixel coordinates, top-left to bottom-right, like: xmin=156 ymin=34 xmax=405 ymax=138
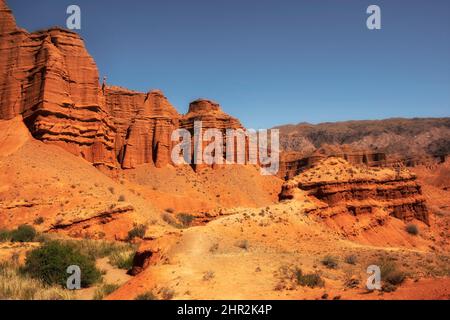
xmin=7 ymin=0 xmax=450 ymax=128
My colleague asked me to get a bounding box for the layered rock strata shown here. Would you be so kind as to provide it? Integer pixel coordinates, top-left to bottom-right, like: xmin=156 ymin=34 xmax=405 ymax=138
xmin=0 ymin=1 xmax=246 ymax=170
xmin=280 ymin=157 xmax=430 ymax=225
xmin=279 ymin=150 xmax=387 ymax=180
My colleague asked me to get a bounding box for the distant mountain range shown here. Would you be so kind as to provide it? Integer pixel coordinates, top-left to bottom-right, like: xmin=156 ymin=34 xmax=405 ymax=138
xmin=275 ymin=118 xmax=450 ymax=159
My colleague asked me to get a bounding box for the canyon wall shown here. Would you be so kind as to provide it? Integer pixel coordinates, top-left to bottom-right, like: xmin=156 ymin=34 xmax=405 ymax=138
xmin=0 ymin=1 xmax=247 ymax=171
xmin=0 ymin=1 xmax=116 ymax=168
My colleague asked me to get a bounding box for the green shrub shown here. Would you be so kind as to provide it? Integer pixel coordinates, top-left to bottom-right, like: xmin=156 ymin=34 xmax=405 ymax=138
xmin=127 ymin=225 xmax=147 ymax=241
xmin=1 ymin=225 xmax=37 ymax=243
xmin=405 ymin=223 xmax=419 ymax=235
xmin=21 ymin=241 xmax=101 ymax=288
xmin=295 ymin=269 xmax=325 ymax=288
xmin=11 ymin=225 xmax=36 ymax=242
xmin=321 ymin=255 xmax=338 ymax=269
xmin=0 ymin=230 xmax=11 ymax=242
xmin=109 ymin=251 xmax=135 ymax=270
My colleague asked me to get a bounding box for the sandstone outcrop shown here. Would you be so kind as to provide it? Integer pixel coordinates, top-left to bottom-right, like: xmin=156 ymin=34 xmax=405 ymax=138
xmin=0 ymin=0 xmax=117 ymax=168
xmin=279 ymin=148 xmax=387 ymax=180
xmin=180 ymin=99 xmax=247 ymax=169
xmin=280 ymin=157 xmax=430 ymax=225
xmin=105 ymin=87 xmax=180 ymax=168
xmin=0 ymin=1 xmax=247 ymax=171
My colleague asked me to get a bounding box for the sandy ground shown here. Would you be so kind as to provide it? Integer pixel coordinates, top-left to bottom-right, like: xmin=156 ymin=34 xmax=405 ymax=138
xmin=1 ymin=117 xmax=449 ymax=300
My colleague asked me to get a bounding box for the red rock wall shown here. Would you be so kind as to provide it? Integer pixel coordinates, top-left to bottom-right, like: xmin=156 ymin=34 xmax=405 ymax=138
xmin=0 ymin=1 xmax=263 ymax=171
xmin=106 ymin=88 xmax=180 ymax=168
xmin=0 ymin=1 xmax=117 ymax=168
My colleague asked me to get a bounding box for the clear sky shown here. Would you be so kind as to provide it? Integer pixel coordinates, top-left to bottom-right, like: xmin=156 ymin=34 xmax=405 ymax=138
xmin=7 ymin=0 xmax=450 ymax=128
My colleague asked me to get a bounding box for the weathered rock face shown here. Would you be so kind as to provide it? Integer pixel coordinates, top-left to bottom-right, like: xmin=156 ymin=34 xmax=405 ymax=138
xmin=0 ymin=1 xmax=117 ymax=168
xmin=280 ymin=157 xmax=430 ymax=225
xmin=279 ymin=150 xmax=387 ymax=180
xmin=180 ymin=99 xmax=242 ymax=131
xmin=0 ymin=0 xmax=29 ymax=119
xmin=24 ymin=29 xmax=117 ymax=168
xmin=1 ymin=2 xmax=248 ymax=171
xmin=106 ymin=87 xmax=180 ymax=168
xmin=180 ymin=99 xmax=248 ymax=169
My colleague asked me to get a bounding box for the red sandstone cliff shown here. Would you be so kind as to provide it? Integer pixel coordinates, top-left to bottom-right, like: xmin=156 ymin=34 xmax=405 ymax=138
xmin=0 ymin=0 xmax=117 ymax=168
xmin=105 ymin=87 xmax=180 ymax=168
xmin=0 ymin=1 xmax=244 ymax=170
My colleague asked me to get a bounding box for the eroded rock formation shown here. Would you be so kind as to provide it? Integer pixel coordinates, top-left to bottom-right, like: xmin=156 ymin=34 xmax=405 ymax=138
xmin=0 ymin=1 xmax=243 ymax=170
xmin=105 ymin=87 xmax=180 ymax=168
xmin=279 ymin=148 xmax=387 ymax=180
xmin=280 ymin=157 xmax=430 ymax=226
xmin=0 ymin=1 xmax=117 ymax=168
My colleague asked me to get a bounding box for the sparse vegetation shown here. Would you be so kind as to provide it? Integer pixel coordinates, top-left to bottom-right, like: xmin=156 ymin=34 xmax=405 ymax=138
xmin=376 ymin=257 xmax=407 ymax=290
xmin=63 ymin=239 xmax=134 ymax=260
xmin=160 ymin=287 xmax=175 ymax=300
xmin=344 ymin=254 xmax=358 ymax=265
xmin=405 ymin=223 xmax=419 ymax=236
xmin=209 ymin=243 xmax=219 ymax=253
xmin=177 ymin=213 xmax=195 ymax=228
xmin=93 ymin=283 xmax=120 ymax=300
xmin=109 ymin=251 xmax=135 ymax=270
xmin=203 ymin=271 xmax=215 ymax=281
xmin=0 ymin=225 xmax=36 ymax=243
xmin=274 ymin=265 xmax=325 ymax=290
xmin=0 ymin=230 xmax=11 ymax=242
xmin=33 ymin=217 xmax=45 ymax=225
xmin=321 ymin=255 xmax=338 ymax=269
xmin=161 ymin=212 xmax=180 ymax=227
xmin=21 ymin=241 xmax=102 ymax=288
xmin=344 ymin=275 xmax=360 ymax=288
xmin=0 ymin=262 xmax=75 ymax=300
xmin=127 ymin=224 xmax=147 ymax=241
xmin=135 ymin=291 xmax=157 ymax=300
xmin=236 ymin=239 xmax=249 ymax=250
xmin=295 ymin=268 xmax=325 ymax=288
